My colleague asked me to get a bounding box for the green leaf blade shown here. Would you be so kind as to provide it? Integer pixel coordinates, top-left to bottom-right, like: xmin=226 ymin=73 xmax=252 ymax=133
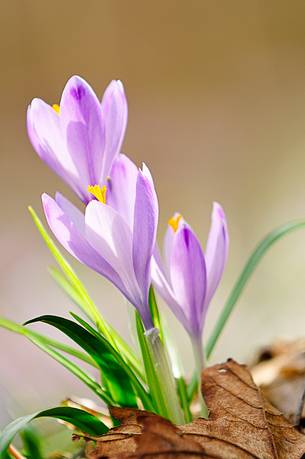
xmin=71 ymin=313 xmax=153 ymax=411
xmin=0 ymin=407 xmax=108 ymax=456
xmin=25 ymin=315 xmax=137 ymax=408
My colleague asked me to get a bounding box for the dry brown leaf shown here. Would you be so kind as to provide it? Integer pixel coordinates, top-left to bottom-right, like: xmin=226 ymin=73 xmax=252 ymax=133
xmin=86 ymin=359 xmax=305 ymax=459
xmin=85 ymin=407 xmax=204 ymax=458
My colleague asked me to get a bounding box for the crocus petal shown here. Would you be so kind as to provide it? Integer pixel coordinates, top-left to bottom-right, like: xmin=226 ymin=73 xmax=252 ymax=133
xmin=170 ymin=224 xmax=207 ymax=336
xmin=132 ymin=165 xmax=158 ymax=327
xmin=55 ymin=192 xmax=86 ymax=232
xmin=42 ymin=193 xmax=125 ymax=294
xmin=100 ymin=81 xmax=128 ymax=183
xmin=152 ymin=219 xmax=193 ymax=332
xmin=27 ymin=100 xmax=83 ymax=199
xmin=151 ymin=253 xmax=190 ymax=333
xmin=205 ymin=202 xmax=229 ymax=306
xmin=163 ymin=214 xmax=184 ymax=275
xmin=106 ymin=154 xmax=138 ymax=227
xmin=85 ymin=200 xmax=142 ymax=308
xmin=60 ymin=76 xmax=105 ymax=201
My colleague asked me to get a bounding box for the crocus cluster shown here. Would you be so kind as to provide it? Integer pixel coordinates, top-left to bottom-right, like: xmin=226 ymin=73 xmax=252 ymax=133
xmin=27 ymin=75 xmax=229 ymax=347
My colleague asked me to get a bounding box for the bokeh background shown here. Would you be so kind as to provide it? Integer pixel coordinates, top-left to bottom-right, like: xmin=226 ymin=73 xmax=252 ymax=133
xmin=2 ymin=0 xmax=305 ymax=432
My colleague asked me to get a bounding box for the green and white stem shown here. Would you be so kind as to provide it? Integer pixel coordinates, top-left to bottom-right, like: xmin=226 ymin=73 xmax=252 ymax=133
xmin=145 ymin=328 xmax=185 ymax=424
xmin=191 ymin=337 xmax=209 ymax=419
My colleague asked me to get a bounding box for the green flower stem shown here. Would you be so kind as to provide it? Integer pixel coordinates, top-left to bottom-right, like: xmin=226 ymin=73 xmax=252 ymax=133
xmin=206 ymin=218 xmax=305 ymax=360
xmin=163 ymin=335 xmax=192 ymax=422
xmin=135 ymin=313 xmax=160 ymax=414
xmin=191 ymin=338 xmax=209 ymax=419
xmin=145 ymin=328 xmax=184 ymax=424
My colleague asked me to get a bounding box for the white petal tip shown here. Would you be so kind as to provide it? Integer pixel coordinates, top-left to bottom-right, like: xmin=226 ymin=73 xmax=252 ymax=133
xmin=212 ymin=202 xmax=226 ymax=220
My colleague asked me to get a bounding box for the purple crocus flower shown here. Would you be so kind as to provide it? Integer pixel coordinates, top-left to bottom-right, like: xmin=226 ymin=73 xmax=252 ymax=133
xmin=42 ymin=154 xmax=158 ymax=330
xmin=151 ymin=203 xmax=229 ymax=339
xmin=27 ymin=75 xmax=127 ymax=204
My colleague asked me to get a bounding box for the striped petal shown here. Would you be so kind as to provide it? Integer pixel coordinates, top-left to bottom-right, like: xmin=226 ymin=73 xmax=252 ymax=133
xmin=170 ymin=224 xmax=207 ymax=336
xmin=99 ymin=81 xmax=128 ymax=184
xmin=132 ymin=165 xmax=158 ymax=328
xmin=205 ymin=202 xmax=229 ymax=306
xmin=60 ymin=76 xmax=105 ymax=201
xmin=42 ymin=193 xmax=125 ymax=295
xmin=85 ymin=200 xmax=142 ymax=309
xmin=106 ymin=154 xmax=138 ymax=227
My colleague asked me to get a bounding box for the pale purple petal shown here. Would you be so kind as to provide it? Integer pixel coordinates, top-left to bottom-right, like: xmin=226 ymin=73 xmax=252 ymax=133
xmin=170 ymin=224 xmax=207 ymax=336
xmin=132 ymin=165 xmax=158 ymax=327
xmin=106 ymin=154 xmax=138 ymax=227
xmin=60 ymin=76 xmax=105 ymax=201
xmin=151 ymin=254 xmax=189 ymax=333
xmin=55 ymin=192 xmax=86 ymax=233
xmin=27 ymin=100 xmax=83 ymax=199
xmin=163 ymin=213 xmax=184 ymax=275
xmin=99 ymin=81 xmax=128 ymax=183
xmin=205 ymin=202 xmax=229 ymax=306
xmin=85 ymin=200 xmax=142 ymax=308
xmin=42 ymin=193 xmax=125 ymax=294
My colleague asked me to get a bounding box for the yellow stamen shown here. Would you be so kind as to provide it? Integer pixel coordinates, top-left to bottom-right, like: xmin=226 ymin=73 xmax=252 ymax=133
xmin=88 ymin=184 xmax=107 ymax=204
xmin=52 ymin=104 xmax=60 ymax=114
xmin=168 ymin=214 xmax=182 ymax=232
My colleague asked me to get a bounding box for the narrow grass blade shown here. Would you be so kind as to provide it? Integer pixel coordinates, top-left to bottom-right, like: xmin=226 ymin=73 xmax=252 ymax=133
xmin=0 ymin=317 xmax=97 ymax=368
xmin=49 ymin=266 xmax=86 ymax=311
xmin=206 ymin=218 xmax=305 ymax=359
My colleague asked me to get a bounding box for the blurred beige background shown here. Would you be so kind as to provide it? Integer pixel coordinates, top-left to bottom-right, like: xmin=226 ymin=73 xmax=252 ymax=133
xmin=2 ymin=0 xmax=305 ymax=428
